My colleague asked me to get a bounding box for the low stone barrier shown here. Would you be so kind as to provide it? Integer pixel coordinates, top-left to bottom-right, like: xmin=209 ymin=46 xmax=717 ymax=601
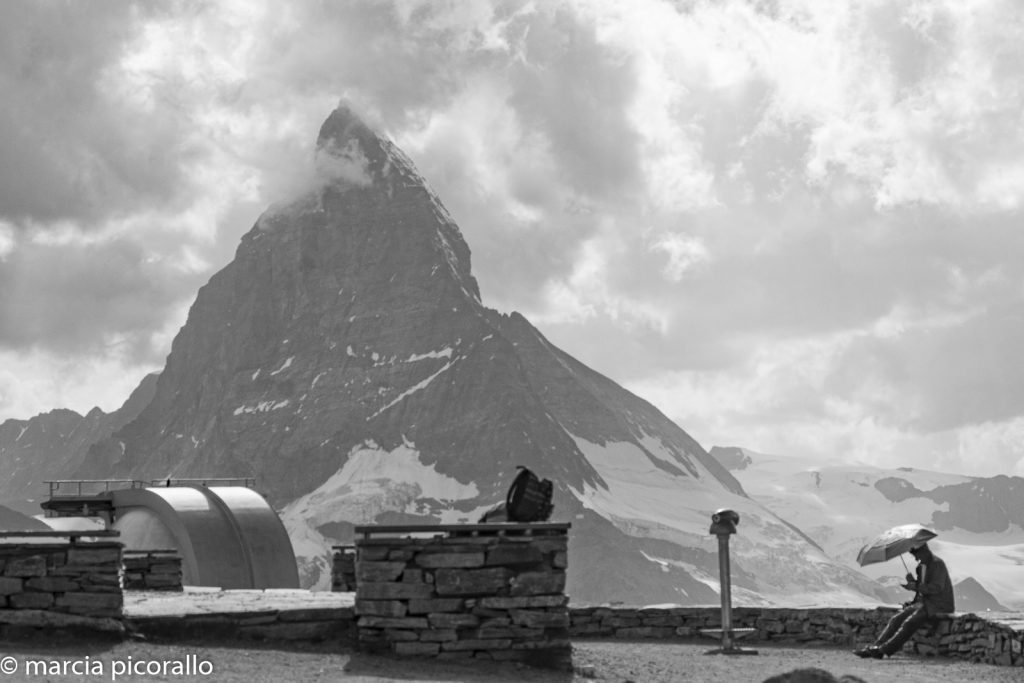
xmin=908 ymin=612 xmax=1023 ymax=666
xmin=123 ymin=550 xmax=183 ymax=591
xmin=567 ymin=606 xmax=1024 ymax=667
xmin=569 ymin=606 xmax=887 ymax=645
xmin=127 ymin=606 xmax=354 ymax=643
xmin=353 ymin=523 xmax=571 ymax=669
xmin=0 ymin=535 xmax=124 ymax=636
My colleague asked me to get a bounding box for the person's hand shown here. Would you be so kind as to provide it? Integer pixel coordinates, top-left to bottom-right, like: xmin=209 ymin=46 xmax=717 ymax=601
xmin=902 ymin=580 xmax=918 ymax=591
xmin=905 ymin=573 xmax=914 ymax=583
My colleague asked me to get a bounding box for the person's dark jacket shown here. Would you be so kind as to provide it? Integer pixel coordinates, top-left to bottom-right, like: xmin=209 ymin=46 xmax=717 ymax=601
xmin=912 ymin=554 xmax=955 ymax=615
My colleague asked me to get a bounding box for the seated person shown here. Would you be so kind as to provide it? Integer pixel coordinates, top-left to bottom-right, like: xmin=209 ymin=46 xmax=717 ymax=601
xmin=853 ymin=542 xmax=954 ymax=659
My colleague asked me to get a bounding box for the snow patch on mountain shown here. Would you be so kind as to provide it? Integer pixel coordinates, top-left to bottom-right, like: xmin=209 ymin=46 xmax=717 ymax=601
xmin=637 ymin=553 xmax=771 ymax=607
xmin=367 ymin=360 xmax=457 ymax=419
xmin=233 ymin=400 xmax=290 ymax=416
xmin=270 ymin=357 xmax=294 ymax=376
xmin=281 ymin=438 xmax=486 ymax=589
xmin=406 ymin=348 xmax=453 ymax=362
xmin=281 ymin=513 xmax=334 ymax=591
xmin=635 ymin=433 xmax=702 ymax=478
xmin=569 ymin=434 xmax=733 ymax=541
xmin=930 ymin=540 xmax=1024 ymax=610
xmin=714 ymin=447 xmax=1024 ymax=610
xmin=568 ymin=435 xmax=884 ymax=606
xmin=286 ymin=439 xmax=479 ymax=524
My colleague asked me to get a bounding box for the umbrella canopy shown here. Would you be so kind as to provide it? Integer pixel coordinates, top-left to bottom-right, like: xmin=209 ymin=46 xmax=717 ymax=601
xmin=856 ymin=524 xmax=937 ymax=567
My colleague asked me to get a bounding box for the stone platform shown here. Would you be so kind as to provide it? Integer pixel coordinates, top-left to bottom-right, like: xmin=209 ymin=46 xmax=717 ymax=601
xmin=123 ymin=587 xmax=355 ymax=642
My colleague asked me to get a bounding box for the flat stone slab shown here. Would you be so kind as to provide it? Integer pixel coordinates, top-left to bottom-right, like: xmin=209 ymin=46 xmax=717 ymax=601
xmin=123 ymin=587 xmax=354 ymax=618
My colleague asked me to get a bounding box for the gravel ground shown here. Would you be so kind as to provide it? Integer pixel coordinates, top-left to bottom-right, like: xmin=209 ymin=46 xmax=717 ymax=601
xmin=571 ymin=640 xmax=1023 ymax=683
xmin=1 ymin=637 xmax=1020 ymax=683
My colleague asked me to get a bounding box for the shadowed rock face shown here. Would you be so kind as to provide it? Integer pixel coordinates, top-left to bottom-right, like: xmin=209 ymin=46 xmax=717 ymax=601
xmin=6 ymin=107 xmax=880 ymax=606
xmin=954 ymin=576 xmax=1009 ymax=612
xmin=874 ymin=475 xmax=1024 ymax=533
xmin=709 ymin=446 xmax=753 ymax=471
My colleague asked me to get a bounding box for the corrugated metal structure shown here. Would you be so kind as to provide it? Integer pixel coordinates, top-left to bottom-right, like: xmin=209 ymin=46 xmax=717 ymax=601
xmin=42 ymin=480 xmax=299 ymax=589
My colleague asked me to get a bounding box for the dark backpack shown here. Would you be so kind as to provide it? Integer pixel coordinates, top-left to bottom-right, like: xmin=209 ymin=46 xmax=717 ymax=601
xmin=505 ymin=466 xmax=554 ymax=523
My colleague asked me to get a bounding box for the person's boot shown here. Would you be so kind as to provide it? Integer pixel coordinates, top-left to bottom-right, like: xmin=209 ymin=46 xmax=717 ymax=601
xmin=853 ymin=646 xmax=885 ymax=659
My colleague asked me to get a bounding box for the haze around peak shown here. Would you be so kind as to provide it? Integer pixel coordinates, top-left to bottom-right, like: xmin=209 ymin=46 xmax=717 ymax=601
xmin=1 ymin=1 xmax=1024 ymax=478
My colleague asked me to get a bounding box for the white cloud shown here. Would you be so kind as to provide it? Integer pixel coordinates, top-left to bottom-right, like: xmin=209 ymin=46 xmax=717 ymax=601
xmin=2 ymin=0 xmax=1024 ymax=482
xmin=531 ymin=232 xmax=670 ymax=336
xmin=314 ymin=137 xmax=372 ymax=188
xmin=956 ymin=419 xmax=1024 ymax=477
xmin=0 ymin=347 xmax=157 ymax=421
xmin=0 ymin=221 xmax=13 ymax=260
xmin=650 ymin=232 xmax=710 ymax=282
xmin=975 ymin=162 xmax=1024 ymax=211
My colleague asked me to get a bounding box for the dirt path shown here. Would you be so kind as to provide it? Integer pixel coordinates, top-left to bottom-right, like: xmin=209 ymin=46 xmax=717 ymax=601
xmin=0 ymin=637 xmax=1019 ymax=682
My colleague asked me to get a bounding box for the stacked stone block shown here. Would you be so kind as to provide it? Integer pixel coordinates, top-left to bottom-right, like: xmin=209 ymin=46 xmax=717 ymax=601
xmin=353 ymin=524 xmax=571 ymax=669
xmin=122 ymin=550 xmax=183 ymax=591
xmin=907 ymin=612 xmax=1023 ymax=666
xmin=127 ymin=605 xmax=355 ymax=643
xmin=0 ymin=541 xmax=123 ymax=632
xmin=332 ymin=545 xmax=356 ymax=591
xmin=567 ymin=606 xmax=1023 ymax=667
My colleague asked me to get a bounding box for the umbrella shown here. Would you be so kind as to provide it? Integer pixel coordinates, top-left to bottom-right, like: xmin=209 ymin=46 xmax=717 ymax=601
xmin=856 ymin=524 xmax=937 ymax=571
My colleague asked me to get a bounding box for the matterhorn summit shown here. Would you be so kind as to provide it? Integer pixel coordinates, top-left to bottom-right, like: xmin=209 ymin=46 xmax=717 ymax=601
xmin=4 ymin=105 xmax=887 ymax=606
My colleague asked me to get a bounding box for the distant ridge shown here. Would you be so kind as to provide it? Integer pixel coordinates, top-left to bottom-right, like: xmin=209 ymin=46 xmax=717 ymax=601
xmin=710 ymin=444 xmax=1024 ymax=610
xmin=0 ymin=373 xmax=158 ymax=506
xmin=955 ymin=577 xmax=1009 ymax=613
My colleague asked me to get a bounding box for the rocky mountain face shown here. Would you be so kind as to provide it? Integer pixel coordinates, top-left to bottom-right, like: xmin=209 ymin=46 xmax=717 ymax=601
xmin=0 ymin=374 xmax=158 ymax=509
xmin=3 ymin=107 xmax=889 ymax=606
xmin=873 ymin=474 xmax=1024 ymax=534
xmin=954 ymin=577 xmax=1009 ymax=613
xmin=710 ymin=446 xmax=1024 ymax=610
xmin=0 ymin=503 xmax=50 ymax=531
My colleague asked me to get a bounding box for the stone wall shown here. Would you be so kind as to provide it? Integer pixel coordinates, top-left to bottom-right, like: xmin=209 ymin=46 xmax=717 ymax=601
xmin=567 ymin=606 xmax=1024 ymax=667
xmin=332 ymin=545 xmax=356 ymax=592
xmin=353 ymin=523 xmax=571 ymax=669
xmin=909 ymin=612 xmax=1022 ymax=666
xmin=127 ymin=606 xmax=354 ymax=643
xmin=0 ymin=541 xmax=124 ymax=635
xmin=123 ymin=550 xmax=183 ymax=591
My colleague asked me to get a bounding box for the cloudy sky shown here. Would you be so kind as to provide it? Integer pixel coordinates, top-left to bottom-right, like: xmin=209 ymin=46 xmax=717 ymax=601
xmin=2 ymin=0 xmax=1023 ymax=477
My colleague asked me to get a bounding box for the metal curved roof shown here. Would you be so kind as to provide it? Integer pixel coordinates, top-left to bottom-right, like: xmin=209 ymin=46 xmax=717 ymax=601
xmin=111 ymin=485 xmax=298 ymax=589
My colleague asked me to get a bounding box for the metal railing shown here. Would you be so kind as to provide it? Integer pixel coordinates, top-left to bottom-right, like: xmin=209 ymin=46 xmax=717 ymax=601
xmin=45 ymin=477 xmax=257 ymax=499
xmin=45 ymin=480 xmax=146 ymax=498
xmin=147 ymin=477 xmax=257 ymax=489
xmin=0 ymin=530 xmax=120 ymax=539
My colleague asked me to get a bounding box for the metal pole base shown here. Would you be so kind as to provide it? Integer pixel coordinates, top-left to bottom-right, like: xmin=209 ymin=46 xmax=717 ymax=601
xmin=704 ymin=646 xmax=759 ymax=656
